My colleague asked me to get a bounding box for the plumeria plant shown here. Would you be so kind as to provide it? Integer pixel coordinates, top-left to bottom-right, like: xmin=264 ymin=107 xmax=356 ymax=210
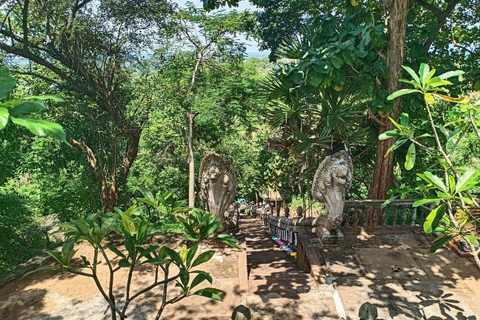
xmin=26 ymin=191 xmax=239 ymax=320
xmin=381 ymin=63 xmax=480 ymax=268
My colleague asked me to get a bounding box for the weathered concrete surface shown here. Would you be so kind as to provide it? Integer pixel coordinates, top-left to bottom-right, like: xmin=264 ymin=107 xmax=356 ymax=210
xmin=318 ymin=231 xmax=480 ymax=320
xmin=241 ymin=216 xmax=338 ymax=320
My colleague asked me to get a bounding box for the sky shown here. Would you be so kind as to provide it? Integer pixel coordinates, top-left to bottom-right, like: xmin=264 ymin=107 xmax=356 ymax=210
xmin=174 ymin=0 xmax=269 ymax=58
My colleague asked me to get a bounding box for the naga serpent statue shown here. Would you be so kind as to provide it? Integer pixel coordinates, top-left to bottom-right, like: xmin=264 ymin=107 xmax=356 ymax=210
xmin=311 ymin=150 xmax=353 ymax=231
xmin=199 ymin=153 xmax=237 ymax=230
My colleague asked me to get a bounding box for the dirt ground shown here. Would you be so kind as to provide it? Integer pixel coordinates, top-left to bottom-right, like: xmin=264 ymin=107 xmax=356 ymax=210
xmin=0 ymin=233 xmax=245 ymax=320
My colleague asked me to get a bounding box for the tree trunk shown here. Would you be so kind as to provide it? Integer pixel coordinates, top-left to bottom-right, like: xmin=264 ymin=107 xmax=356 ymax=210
xmin=369 ymin=0 xmax=409 ymax=205
xmin=187 ymin=111 xmax=195 ymax=207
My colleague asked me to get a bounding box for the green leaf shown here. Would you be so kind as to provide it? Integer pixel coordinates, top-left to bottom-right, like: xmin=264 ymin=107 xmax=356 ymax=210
xmin=423 ymin=204 xmax=446 ymax=233
xmin=405 ymin=143 xmax=416 ymax=170
xmin=437 ymin=70 xmax=464 ymax=80
xmin=381 ymin=196 xmax=398 ymax=209
xmin=399 ymin=78 xmax=422 ymax=89
xmin=186 ymin=244 xmax=198 ymax=268
xmin=191 ymin=250 xmax=215 ymax=268
xmin=0 ymin=68 xmax=16 ymax=100
xmin=417 ymin=172 xmax=447 ymax=193
xmin=428 ymin=77 xmax=452 ymax=88
xmin=455 ymin=169 xmax=479 ymax=193
xmin=121 ymin=213 xmax=136 ymax=237
xmin=23 ymin=265 xmax=62 ymax=278
xmin=118 ymin=259 xmax=132 ymax=268
xmin=419 ymin=63 xmax=430 ymax=86
xmin=430 ymin=235 xmax=453 ymax=252
xmin=46 ymin=251 xmax=63 ymax=264
xmin=10 ymin=117 xmax=67 ymax=142
xmin=387 ymin=89 xmax=421 ymax=100
xmin=425 ymin=68 xmax=436 ymax=84
xmin=179 ymin=245 xmax=189 ymax=263
xmin=125 ymin=237 xmax=136 ymax=261
xmin=0 ymin=107 xmax=9 ymax=129
xmin=385 ymin=139 xmax=407 ymax=156
xmin=464 ymin=234 xmax=479 ymax=246
xmin=378 ymin=130 xmax=399 ymax=140
xmin=400 ymin=113 xmax=409 ymax=127
xmin=192 ymin=287 xmax=223 ymax=301
xmin=190 ymin=271 xmax=213 ymax=290
xmin=412 ymin=198 xmax=441 ymax=207
xmin=147 ymin=258 xmax=170 ymax=265
xmin=180 ymin=268 xmax=190 ymax=288
xmin=424 ymin=93 xmax=435 ymax=104
xmin=214 ymin=234 xmax=239 ymax=249
xmin=402 ymin=65 xmax=421 ymax=84
xmin=448 ymin=175 xmax=455 ymax=195
xmin=9 ymin=101 xmax=45 ymax=116
xmin=164 ymin=247 xmax=183 ymax=266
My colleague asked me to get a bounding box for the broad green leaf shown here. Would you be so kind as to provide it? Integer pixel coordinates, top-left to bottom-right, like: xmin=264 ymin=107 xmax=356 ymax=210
xmin=430 ymin=235 xmax=453 ymax=252
xmin=425 ymin=68 xmax=436 ymax=84
xmin=385 ymin=139 xmax=407 ymax=156
xmin=424 ymin=93 xmax=435 ymax=104
xmin=387 ymin=89 xmax=421 ymax=100
xmin=456 ymin=169 xmax=480 ymax=193
xmin=405 ymin=143 xmax=416 ymax=170
xmin=423 ymin=204 xmax=446 ymax=233
xmin=191 ymin=250 xmax=215 ymax=268
xmin=419 ymin=63 xmax=430 ymax=86
xmin=125 ymin=237 xmax=136 ymax=261
xmin=23 ymin=265 xmax=62 ymax=278
xmin=180 ymin=268 xmax=190 ymax=288
xmin=186 ymin=244 xmax=198 ymax=268
xmin=121 ymin=214 xmax=136 ymax=237
xmin=428 ymin=77 xmax=452 ymax=88
xmin=464 ymin=234 xmax=479 ymax=246
xmin=400 ymin=113 xmax=409 ymax=127
xmin=448 ymin=175 xmax=455 ymax=195
xmin=417 ymin=172 xmax=447 ymax=193
xmin=412 ymin=198 xmax=441 ymax=207
xmin=10 ymin=117 xmax=67 ymax=142
xmin=190 ymin=271 xmax=213 ymax=289
xmin=388 ymin=117 xmax=403 ymax=130
xmin=164 ymin=247 xmax=183 ymax=266
xmin=402 ymin=65 xmax=421 ymax=84
xmin=23 ymin=95 xmax=64 ymax=102
xmin=0 ymin=68 xmax=16 ymax=99
xmin=378 ymin=130 xmax=399 ymax=140
xmin=399 ymin=78 xmax=421 ymax=89
xmin=381 ymin=196 xmax=398 ymax=209
xmin=214 ymin=233 xmax=240 ymax=248
xmin=438 ymin=70 xmax=464 ymax=80
xmin=119 ymin=259 xmax=132 ymax=268
xmin=147 ymin=258 xmax=170 ymax=265
xmin=192 ymin=287 xmax=223 ymax=301
xmin=9 ymin=101 xmax=45 ymax=116
xmin=0 ymin=107 xmax=9 ymax=129
xmin=108 ymin=245 xmax=127 ymax=259
xmin=179 ymin=245 xmax=189 ymax=263
xmin=46 ymin=250 xmax=64 ymax=264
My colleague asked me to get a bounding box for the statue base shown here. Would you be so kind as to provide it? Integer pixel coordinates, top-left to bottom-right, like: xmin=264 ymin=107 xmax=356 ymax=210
xmin=317 ymin=228 xmax=344 ymax=247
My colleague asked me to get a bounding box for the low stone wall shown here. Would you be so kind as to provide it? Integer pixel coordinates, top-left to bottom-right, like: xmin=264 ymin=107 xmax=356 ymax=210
xmin=266 ymin=214 xmax=321 ymax=234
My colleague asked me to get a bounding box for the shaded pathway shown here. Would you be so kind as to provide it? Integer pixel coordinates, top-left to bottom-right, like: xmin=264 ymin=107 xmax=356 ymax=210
xmin=240 ymin=215 xmax=337 ymax=320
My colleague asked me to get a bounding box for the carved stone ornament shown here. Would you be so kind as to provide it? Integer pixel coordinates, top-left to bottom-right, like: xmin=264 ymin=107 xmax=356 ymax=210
xmin=311 ymin=150 xmax=353 ymax=231
xmin=199 ymin=153 xmax=237 ymax=222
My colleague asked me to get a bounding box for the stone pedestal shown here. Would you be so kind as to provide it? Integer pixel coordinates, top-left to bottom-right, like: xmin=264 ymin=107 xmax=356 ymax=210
xmin=317 ymin=228 xmax=344 ymax=247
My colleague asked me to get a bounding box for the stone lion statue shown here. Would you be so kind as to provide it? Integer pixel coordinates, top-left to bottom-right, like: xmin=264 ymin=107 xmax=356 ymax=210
xmin=199 ymin=153 xmax=237 ymax=223
xmin=311 ymin=150 xmax=353 ymax=231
